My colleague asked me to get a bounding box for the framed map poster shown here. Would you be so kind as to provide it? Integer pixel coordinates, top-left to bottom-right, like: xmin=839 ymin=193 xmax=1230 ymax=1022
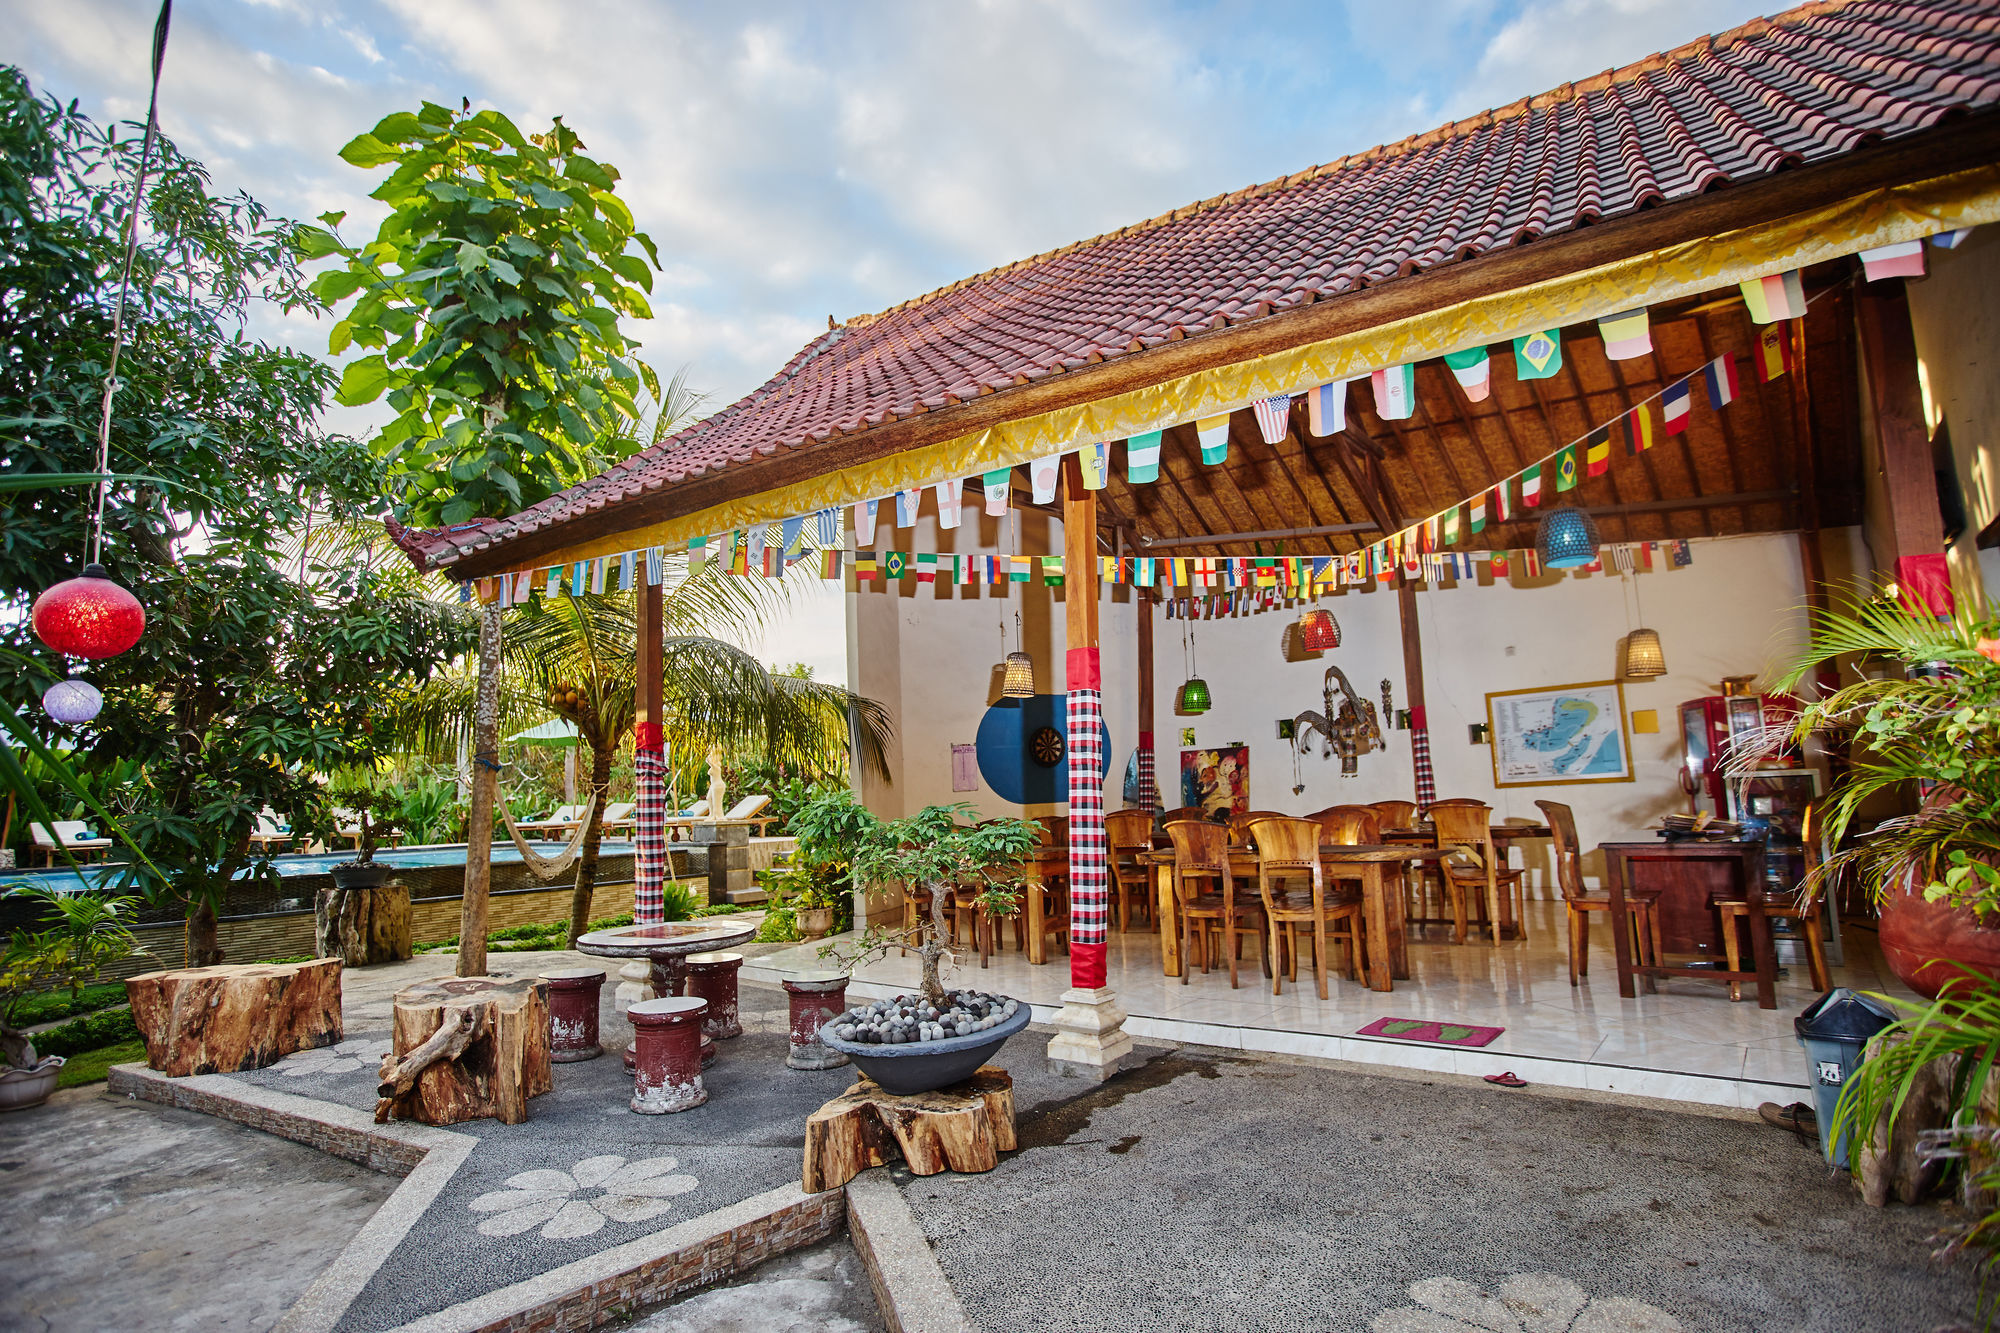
xmin=1484 ymin=680 xmax=1632 ymax=788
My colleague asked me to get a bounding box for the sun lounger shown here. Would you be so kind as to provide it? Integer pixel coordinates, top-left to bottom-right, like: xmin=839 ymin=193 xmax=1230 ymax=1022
xmin=30 ymin=820 xmax=113 ymax=866
xmin=599 ymin=802 xmax=638 ymax=837
xmin=513 ymin=803 xmax=589 ymax=838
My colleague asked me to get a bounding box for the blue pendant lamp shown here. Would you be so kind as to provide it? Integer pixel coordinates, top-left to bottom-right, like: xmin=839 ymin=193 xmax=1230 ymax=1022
xmin=1536 ymin=507 xmax=1600 ymax=569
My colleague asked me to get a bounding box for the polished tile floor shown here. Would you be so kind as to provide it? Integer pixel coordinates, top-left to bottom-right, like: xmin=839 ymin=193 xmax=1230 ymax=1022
xmin=746 ymin=897 xmax=1915 ymax=1110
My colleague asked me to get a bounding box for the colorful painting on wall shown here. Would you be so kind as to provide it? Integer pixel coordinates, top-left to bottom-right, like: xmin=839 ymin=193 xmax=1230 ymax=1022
xmin=1181 ymin=745 xmax=1250 ymax=818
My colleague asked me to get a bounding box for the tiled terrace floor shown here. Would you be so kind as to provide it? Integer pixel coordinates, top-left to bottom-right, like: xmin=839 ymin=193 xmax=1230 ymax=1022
xmin=748 ymin=899 xmax=1915 ymax=1110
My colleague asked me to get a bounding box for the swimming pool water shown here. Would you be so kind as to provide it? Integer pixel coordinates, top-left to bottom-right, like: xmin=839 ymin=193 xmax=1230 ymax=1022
xmin=0 ymin=839 xmax=623 ymax=896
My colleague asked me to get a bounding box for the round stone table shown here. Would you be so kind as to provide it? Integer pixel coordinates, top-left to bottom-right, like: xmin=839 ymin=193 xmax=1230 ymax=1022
xmin=575 ymin=919 xmax=758 ymax=1070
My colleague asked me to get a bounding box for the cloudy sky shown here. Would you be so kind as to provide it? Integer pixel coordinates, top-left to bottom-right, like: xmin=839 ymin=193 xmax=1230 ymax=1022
xmin=11 ymin=0 xmax=1776 ymax=680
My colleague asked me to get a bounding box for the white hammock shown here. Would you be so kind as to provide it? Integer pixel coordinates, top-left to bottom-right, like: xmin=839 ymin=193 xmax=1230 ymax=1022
xmin=498 ymin=794 xmax=599 ymax=882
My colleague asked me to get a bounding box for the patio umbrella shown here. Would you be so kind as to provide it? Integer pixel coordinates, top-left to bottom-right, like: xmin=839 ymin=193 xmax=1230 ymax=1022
xmin=508 ymin=719 xmax=580 ymax=801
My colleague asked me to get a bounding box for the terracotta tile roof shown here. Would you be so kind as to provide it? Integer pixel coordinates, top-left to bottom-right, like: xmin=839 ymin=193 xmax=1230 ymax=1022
xmin=410 ymin=0 xmax=2000 ymax=570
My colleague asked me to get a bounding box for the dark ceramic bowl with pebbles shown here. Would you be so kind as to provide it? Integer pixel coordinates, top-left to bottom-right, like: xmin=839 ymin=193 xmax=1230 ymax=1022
xmin=817 ymin=990 xmax=1032 ymax=1095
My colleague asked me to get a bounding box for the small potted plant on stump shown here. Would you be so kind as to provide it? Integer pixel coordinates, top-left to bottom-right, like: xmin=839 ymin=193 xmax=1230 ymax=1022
xmin=328 ymin=786 xmax=401 ymax=890
xmin=1 ymin=887 xmax=142 ymax=1110
xmin=817 ymin=803 xmax=1041 ymax=1094
xmin=318 ymin=786 xmax=413 ymax=965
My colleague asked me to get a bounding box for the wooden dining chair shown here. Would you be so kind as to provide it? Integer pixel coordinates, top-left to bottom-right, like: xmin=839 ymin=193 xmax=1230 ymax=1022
xmin=1310 ymin=805 xmax=1380 ymax=847
xmin=1537 ymin=799 xmax=1660 ymax=985
xmin=1105 ymin=809 xmax=1157 ymax=932
xmin=1715 ymin=800 xmax=1832 ymax=1000
xmin=1164 ymin=818 xmax=1265 ymax=988
xmin=1160 ymin=805 xmax=1205 ymax=826
xmin=1247 ymin=816 xmax=1361 ymax=999
xmin=1428 ymin=798 xmax=1524 ymax=945
xmin=1368 ymin=800 xmax=1419 ymax=832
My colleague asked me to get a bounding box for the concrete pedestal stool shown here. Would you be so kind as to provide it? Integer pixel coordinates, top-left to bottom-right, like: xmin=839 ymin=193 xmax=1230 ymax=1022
xmin=629 ymin=996 xmax=709 ymax=1114
xmin=542 ymin=968 xmax=605 ymax=1062
xmin=782 ymin=970 xmax=850 ymax=1071
xmin=684 ymin=951 xmax=744 ymax=1041
xmin=619 ymin=965 xmax=719 ymax=1071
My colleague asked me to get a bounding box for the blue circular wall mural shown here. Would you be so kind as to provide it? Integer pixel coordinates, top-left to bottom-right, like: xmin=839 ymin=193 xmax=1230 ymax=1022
xmin=974 ymin=694 xmax=1110 ymax=806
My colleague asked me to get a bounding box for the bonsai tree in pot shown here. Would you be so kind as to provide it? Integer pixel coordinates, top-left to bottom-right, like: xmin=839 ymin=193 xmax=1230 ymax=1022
xmin=327 ymin=784 xmax=402 ymax=890
xmin=1746 ymin=583 xmax=1999 ymax=997
xmin=833 ymin=803 xmax=1040 ymax=1006
xmin=1 ymin=887 xmax=142 ymax=1107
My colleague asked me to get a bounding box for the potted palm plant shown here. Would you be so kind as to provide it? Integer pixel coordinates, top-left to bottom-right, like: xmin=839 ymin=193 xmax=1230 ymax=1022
xmin=816 ymin=803 xmax=1041 ymax=1094
xmin=1749 ymin=585 xmax=2000 ymax=998
xmin=2 ymin=886 xmax=142 ymax=1110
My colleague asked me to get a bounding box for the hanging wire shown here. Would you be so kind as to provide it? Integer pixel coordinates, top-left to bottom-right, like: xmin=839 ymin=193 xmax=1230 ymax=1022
xmin=90 ymin=0 xmax=174 ymax=567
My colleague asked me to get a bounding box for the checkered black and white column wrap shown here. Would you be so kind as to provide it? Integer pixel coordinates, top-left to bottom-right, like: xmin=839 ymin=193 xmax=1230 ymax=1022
xmin=634 ymin=735 xmax=667 ymax=923
xmin=1136 ymin=732 xmax=1159 ymax=812
xmin=1409 ymin=705 xmax=1436 ymax=811
xmin=1066 ymin=648 xmax=1109 ymax=989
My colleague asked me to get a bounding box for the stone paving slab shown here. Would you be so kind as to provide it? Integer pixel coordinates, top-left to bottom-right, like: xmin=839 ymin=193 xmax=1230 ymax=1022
xmin=899 ymin=1047 xmax=1980 ymax=1333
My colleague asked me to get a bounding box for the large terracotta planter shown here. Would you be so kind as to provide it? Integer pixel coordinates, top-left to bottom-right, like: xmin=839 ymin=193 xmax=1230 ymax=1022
xmin=1878 ymin=874 xmax=2000 ymax=999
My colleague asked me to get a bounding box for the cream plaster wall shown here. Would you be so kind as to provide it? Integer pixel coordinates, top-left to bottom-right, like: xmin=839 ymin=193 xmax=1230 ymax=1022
xmin=1906 ymin=227 xmax=2000 ymax=603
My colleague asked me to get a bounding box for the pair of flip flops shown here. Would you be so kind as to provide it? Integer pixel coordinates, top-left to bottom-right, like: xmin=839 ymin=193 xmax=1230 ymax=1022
xmin=1484 ymin=1072 xmax=1528 ymax=1088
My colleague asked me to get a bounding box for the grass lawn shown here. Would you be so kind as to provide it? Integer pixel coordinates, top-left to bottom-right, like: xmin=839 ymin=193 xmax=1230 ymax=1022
xmin=56 ymin=1039 xmax=148 ymax=1088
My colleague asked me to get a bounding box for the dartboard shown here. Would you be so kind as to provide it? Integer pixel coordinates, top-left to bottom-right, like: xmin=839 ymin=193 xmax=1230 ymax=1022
xmin=1028 ymin=725 xmax=1066 ymax=768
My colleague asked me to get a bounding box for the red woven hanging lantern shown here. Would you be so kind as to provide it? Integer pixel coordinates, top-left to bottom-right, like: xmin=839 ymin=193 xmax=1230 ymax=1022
xmin=1298 ymin=609 xmax=1342 ymax=651
xmin=33 ymin=564 xmax=145 ymax=660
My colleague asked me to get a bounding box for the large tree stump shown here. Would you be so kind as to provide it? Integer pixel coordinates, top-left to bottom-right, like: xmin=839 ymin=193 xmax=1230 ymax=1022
xmin=378 ymin=976 xmax=552 ymax=1126
xmin=315 ymin=883 xmax=413 ymax=966
xmin=802 ymin=1067 xmax=1015 ymax=1193
xmin=126 ymin=959 xmax=343 ymax=1077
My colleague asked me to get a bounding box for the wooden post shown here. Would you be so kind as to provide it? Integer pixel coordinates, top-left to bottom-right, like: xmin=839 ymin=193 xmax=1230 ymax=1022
xmin=1137 ymin=580 xmax=1156 ymax=811
xmin=633 ymin=571 xmax=666 ymax=923
xmin=459 ymin=600 xmax=502 ymax=978
xmin=1856 ymin=280 xmax=1952 ymax=614
xmin=1397 ymin=580 xmax=1434 ymax=809
xmin=1047 ymin=462 xmax=1132 ymax=1082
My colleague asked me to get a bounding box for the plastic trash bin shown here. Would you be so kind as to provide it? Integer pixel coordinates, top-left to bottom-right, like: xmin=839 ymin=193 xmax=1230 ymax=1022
xmin=1795 ymin=988 xmax=1899 ymax=1167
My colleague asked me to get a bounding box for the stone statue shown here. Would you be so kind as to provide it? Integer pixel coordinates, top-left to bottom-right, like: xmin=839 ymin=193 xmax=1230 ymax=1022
xmin=705 ymin=745 xmax=727 ymax=815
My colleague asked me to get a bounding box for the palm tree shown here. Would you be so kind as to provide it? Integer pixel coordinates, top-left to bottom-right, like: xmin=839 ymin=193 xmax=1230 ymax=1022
xmin=394 ymin=554 xmax=891 ymax=943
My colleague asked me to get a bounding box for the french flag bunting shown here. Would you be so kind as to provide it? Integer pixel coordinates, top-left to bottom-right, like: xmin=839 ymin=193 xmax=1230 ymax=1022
xmin=1859 ymin=239 xmax=1925 ymax=282
xmin=1931 ymin=227 xmax=1975 ymax=249
xmin=1030 ymin=454 xmax=1062 ymax=503
xmin=1252 ymin=395 xmax=1293 ymax=444
xmin=895 ymin=488 xmax=922 ymax=527
xmin=854 ymin=498 xmax=880 ymax=545
xmin=1372 ymin=364 xmax=1416 ymax=420
xmin=1196 ymin=414 xmax=1231 ymax=465
xmin=1661 ymin=379 xmax=1692 ymax=435
xmin=1307 ymin=381 xmax=1349 ymax=435
xmin=1443 ymin=347 xmax=1490 ymax=402
xmin=935 ymin=478 xmax=963 ymax=529
xmin=982 ymin=467 xmax=1012 ymax=516
xmin=1701 ymin=354 xmax=1740 ymax=409
xmin=1126 ymin=431 xmax=1163 ymax=483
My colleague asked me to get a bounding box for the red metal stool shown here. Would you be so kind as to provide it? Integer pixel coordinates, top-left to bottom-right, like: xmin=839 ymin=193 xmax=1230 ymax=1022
xmin=628 ymin=996 xmax=708 ymax=1114
xmin=782 ymin=970 xmax=849 ymax=1071
xmin=684 ymin=951 xmax=744 ymax=1041
xmin=542 ymin=968 xmax=605 ymax=1063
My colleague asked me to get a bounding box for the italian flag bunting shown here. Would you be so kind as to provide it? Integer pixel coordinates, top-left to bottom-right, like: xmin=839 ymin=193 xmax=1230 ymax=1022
xmin=1520 ymin=465 xmax=1542 ymax=508
xmin=1444 ymin=347 xmax=1491 ymax=402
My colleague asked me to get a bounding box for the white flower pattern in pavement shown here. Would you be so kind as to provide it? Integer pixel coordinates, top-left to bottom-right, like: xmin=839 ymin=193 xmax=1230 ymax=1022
xmin=1371 ymin=1274 xmax=1681 ymax=1333
xmin=277 ymin=1037 xmax=392 ymax=1077
xmin=470 ymin=1154 xmax=699 ymax=1240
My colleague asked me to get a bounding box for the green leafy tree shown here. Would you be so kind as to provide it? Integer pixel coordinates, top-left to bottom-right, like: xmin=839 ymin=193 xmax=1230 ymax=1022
xmin=300 ymin=100 xmax=661 ymax=975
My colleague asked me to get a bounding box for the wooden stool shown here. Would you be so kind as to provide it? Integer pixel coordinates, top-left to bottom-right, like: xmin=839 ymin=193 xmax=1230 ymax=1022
xmin=543 ymin=968 xmax=605 ymax=1062
xmin=377 ymin=976 xmax=552 ymax=1125
xmin=126 ymin=959 xmax=343 ymax=1077
xmin=802 ymin=1067 xmax=1016 ymax=1192
xmin=684 ymin=951 xmax=744 ymax=1040
xmin=629 ymin=996 xmax=708 ymax=1114
xmin=783 ymin=971 xmax=850 ymax=1071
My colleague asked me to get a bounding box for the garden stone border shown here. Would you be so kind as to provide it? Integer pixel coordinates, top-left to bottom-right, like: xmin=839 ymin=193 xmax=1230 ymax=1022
xmin=105 ymin=1061 xmax=960 ymax=1333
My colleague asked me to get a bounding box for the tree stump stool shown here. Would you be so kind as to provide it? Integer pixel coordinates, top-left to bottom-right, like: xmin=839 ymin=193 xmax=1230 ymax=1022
xmin=314 ymin=883 xmax=413 ymax=965
xmin=684 ymin=952 xmax=743 ymax=1040
xmin=630 ymin=996 xmax=708 ymax=1114
xmin=543 ymin=969 xmax=605 ymax=1063
xmin=802 ymin=1067 xmax=1016 ymax=1193
xmin=377 ymin=976 xmax=552 ymax=1126
xmin=784 ymin=971 xmax=849 ymax=1071
xmin=126 ymin=958 xmax=343 ymax=1077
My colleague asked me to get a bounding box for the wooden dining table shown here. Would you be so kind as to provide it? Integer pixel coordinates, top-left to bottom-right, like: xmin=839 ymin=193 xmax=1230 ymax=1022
xmin=1135 ymin=844 xmax=1446 ymax=992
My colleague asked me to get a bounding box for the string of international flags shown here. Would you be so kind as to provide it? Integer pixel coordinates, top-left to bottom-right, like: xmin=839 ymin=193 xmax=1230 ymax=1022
xmin=464 ymin=230 xmax=1972 ymax=610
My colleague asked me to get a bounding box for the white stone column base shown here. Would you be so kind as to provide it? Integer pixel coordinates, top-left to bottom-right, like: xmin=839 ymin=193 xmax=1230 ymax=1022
xmin=613 ymin=960 xmax=655 ymax=1014
xmin=1045 ymin=986 xmax=1134 ymax=1082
